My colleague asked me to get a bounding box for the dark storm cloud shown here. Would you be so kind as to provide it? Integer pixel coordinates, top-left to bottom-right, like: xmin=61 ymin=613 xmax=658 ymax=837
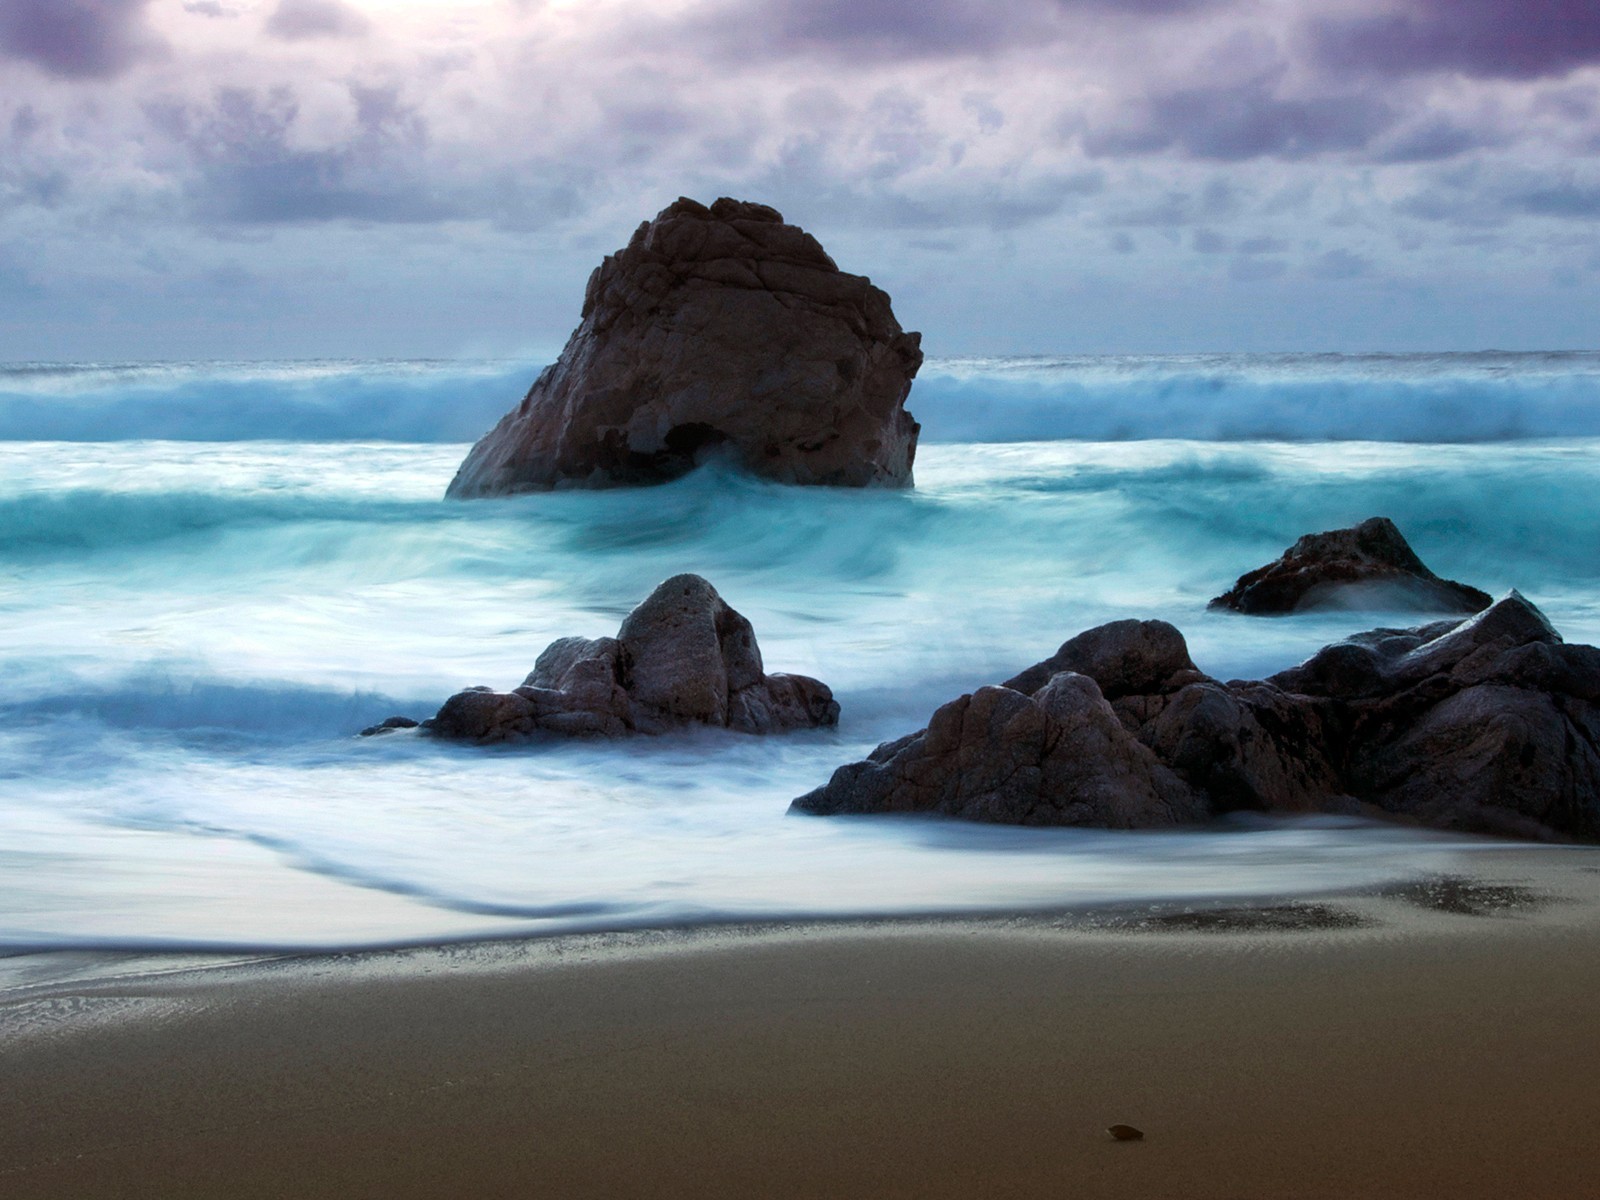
xmin=1085 ymin=76 xmax=1396 ymax=161
xmin=1310 ymin=0 xmax=1600 ymax=82
xmin=264 ymin=0 xmax=371 ymax=42
xmin=0 ymin=0 xmax=159 ymax=79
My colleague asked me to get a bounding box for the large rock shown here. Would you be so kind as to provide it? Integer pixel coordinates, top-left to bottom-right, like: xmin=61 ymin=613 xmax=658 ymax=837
xmin=1210 ymin=517 xmax=1491 ymax=615
xmin=410 ymin=574 xmax=839 ymax=742
xmin=794 ymin=592 xmax=1600 ymax=841
xmin=799 ymin=675 xmax=1205 ymax=828
xmin=446 ymin=197 xmax=923 ymax=497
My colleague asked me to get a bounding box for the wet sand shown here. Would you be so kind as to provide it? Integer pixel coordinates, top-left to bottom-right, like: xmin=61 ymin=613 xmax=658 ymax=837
xmin=4 ymin=848 xmax=1600 ymax=1199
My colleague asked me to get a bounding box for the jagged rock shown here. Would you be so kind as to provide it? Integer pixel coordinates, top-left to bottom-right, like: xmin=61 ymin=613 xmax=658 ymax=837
xmin=1210 ymin=517 xmax=1492 ymax=615
xmin=794 ymin=592 xmax=1600 ymax=841
xmin=794 ymin=673 xmax=1205 ymax=827
xmin=446 ymin=197 xmax=923 ymax=497
xmin=420 ymin=574 xmax=838 ymax=742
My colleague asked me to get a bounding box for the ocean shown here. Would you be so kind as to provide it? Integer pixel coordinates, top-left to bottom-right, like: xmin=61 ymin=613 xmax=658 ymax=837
xmin=5 ymin=353 xmax=1600 ymax=955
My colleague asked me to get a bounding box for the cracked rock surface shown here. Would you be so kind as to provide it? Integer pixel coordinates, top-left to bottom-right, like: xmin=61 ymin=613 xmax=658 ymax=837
xmin=793 ymin=592 xmax=1600 ymax=841
xmin=447 ymin=197 xmax=923 ymax=497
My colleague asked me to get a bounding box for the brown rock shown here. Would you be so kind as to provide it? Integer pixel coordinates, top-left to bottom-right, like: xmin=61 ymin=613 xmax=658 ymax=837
xmin=446 ymin=197 xmax=922 ymax=497
xmin=421 ymin=574 xmax=838 ymax=742
xmin=791 ymin=672 xmax=1205 ymax=827
xmin=1210 ymin=517 xmax=1491 ymax=615
xmin=793 ymin=593 xmax=1600 ymax=842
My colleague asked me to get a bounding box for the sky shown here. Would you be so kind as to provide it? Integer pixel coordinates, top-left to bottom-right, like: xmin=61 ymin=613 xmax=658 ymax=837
xmin=3 ymin=0 xmax=1600 ymax=359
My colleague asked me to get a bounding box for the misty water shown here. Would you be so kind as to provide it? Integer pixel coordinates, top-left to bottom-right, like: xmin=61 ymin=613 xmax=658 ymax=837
xmin=5 ymin=354 xmax=1600 ymax=952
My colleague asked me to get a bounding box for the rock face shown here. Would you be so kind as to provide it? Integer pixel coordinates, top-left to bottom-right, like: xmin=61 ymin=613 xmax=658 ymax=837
xmin=446 ymin=197 xmax=923 ymax=497
xmin=416 ymin=575 xmax=839 ymax=742
xmin=1210 ymin=517 xmax=1491 ymax=615
xmin=793 ymin=592 xmax=1600 ymax=842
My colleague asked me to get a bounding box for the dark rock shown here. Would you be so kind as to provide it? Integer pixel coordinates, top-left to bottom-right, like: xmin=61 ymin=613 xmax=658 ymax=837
xmin=446 ymin=197 xmax=922 ymax=497
xmin=420 ymin=574 xmax=838 ymax=743
xmin=792 ymin=673 xmax=1206 ymax=827
xmin=1001 ymin=618 xmax=1199 ymax=699
xmin=793 ymin=593 xmax=1600 ymax=842
xmin=1210 ymin=517 xmax=1492 ymax=615
xmin=359 ymin=715 xmax=421 ymax=737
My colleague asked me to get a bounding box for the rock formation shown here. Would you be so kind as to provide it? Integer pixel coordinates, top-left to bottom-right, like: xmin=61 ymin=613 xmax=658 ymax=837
xmin=793 ymin=592 xmax=1600 ymax=842
xmin=1210 ymin=517 xmax=1491 ymax=615
xmin=367 ymin=575 xmax=839 ymax=742
xmin=446 ymin=197 xmax=923 ymax=497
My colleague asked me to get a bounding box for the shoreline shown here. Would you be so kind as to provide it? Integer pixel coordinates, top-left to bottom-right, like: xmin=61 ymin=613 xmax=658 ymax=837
xmin=6 ymin=847 xmax=1600 ymax=1198
xmin=0 ymin=834 xmax=1575 ymax=990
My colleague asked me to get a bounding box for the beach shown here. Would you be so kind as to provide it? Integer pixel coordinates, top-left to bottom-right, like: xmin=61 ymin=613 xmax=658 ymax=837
xmin=6 ymin=846 xmax=1599 ymax=1199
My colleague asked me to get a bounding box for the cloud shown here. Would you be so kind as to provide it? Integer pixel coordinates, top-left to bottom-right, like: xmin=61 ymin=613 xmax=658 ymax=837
xmin=159 ymin=85 xmax=447 ymax=225
xmin=1085 ymin=75 xmax=1396 ymax=161
xmin=1511 ymin=182 xmax=1600 ymax=219
xmin=1372 ymin=116 xmax=1501 ymax=164
xmin=683 ymin=0 xmax=1229 ymax=63
xmin=1308 ymin=248 xmax=1369 ymax=279
xmin=1310 ymin=0 xmax=1600 ymax=82
xmin=0 ymin=0 xmax=159 ymax=79
xmin=264 ymin=0 xmax=371 ymax=42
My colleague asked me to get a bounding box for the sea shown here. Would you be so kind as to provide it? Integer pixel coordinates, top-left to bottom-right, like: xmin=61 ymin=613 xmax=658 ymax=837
xmin=5 ymin=352 xmax=1600 ymax=959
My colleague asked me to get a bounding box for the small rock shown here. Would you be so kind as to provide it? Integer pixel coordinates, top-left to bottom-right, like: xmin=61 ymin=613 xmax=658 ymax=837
xmin=417 ymin=574 xmax=838 ymax=743
xmin=1210 ymin=517 xmax=1491 ymax=615
xmin=359 ymin=715 xmax=420 ymax=737
xmin=1107 ymin=1124 xmax=1145 ymax=1142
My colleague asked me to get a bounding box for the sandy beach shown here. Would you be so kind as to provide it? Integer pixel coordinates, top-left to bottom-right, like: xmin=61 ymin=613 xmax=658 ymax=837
xmin=4 ymin=847 xmax=1599 ymax=1199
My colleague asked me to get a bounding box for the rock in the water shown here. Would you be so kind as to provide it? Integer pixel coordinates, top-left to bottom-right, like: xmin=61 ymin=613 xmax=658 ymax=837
xmin=421 ymin=574 xmax=838 ymax=742
xmin=446 ymin=197 xmax=923 ymax=497
xmin=794 ymin=592 xmax=1600 ymax=841
xmin=1209 ymin=517 xmax=1491 ymax=615
xmin=359 ymin=715 xmax=420 ymax=737
xmin=792 ymin=672 xmax=1206 ymax=828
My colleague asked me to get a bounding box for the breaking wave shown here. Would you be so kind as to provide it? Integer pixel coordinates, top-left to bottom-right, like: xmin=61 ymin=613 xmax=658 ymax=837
xmin=3 ymin=352 xmax=1600 ymax=443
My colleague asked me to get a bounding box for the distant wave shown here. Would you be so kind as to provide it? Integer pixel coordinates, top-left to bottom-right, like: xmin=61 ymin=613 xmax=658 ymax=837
xmin=2 ymin=352 xmax=1600 ymax=443
xmin=0 ymin=359 xmax=530 ymax=442
xmin=911 ymin=352 xmax=1600 ymax=443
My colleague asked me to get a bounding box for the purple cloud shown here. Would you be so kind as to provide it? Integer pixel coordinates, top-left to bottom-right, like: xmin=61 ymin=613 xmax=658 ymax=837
xmin=264 ymin=0 xmax=371 ymax=42
xmin=689 ymin=0 xmax=1228 ymax=62
xmin=1311 ymin=0 xmax=1600 ymax=81
xmin=158 ymin=85 xmax=447 ymax=225
xmin=0 ymin=0 xmax=158 ymax=79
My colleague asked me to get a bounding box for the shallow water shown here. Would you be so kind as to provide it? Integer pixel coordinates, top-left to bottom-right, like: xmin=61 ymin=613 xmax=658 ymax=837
xmin=4 ymin=355 xmax=1599 ymax=952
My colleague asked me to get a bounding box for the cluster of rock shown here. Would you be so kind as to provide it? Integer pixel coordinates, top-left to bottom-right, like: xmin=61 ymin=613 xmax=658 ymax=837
xmin=1210 ymin=517 xmax=1491 ymax=615
xmin=406 ymin=189 xmax=1593 ymax=845
xmin=446 ymin=197 xmax=923 ymax=498
xmin=793 ymin=592 xmax=1600 ymax=842
xmin=369 ymin=575 xmax=838 ymax=742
